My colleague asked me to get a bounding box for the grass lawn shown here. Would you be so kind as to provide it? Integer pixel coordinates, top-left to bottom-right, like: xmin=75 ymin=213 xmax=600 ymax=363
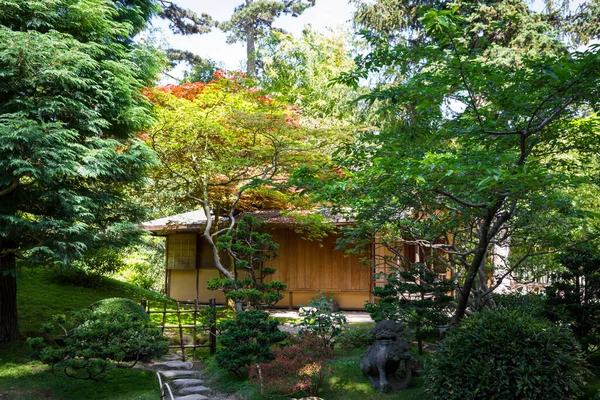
xmin=17 ymin=267 xmax=172 ymax=335
xmin=0 ymin=267 xmax=170 ymax=400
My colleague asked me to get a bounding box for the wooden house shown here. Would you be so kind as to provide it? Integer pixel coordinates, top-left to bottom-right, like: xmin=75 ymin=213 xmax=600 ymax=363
xmin=141 ymin=209 xmax=428 ymax=310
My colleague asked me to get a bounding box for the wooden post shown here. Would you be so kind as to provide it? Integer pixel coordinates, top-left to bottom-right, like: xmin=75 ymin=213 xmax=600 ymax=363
xmin=160 ymin=301 xmax=167 ymax=336
xmin=192 ymin=298 xmax=198 ymax=361
xmin=209 ymin=298 xmax=216 ymax=355
xmin=176 ymin=302 xmax=185 ymax=361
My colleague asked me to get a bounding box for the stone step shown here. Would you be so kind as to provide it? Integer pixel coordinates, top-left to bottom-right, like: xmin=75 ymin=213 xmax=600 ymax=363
xmin=154 ymin=360 xmax=194 ymax=370
xmin=173 ymin=395 xmax=209 ymax=400
xmin=161 ymin=354 xmax=184 ymax=361
xmin=158 ymin=370 xmax=198 ymax=378
xmin=178 ymin=385 xmax=211 ymax=396
xmin=170 ymin=378 xmax=205 ymax=388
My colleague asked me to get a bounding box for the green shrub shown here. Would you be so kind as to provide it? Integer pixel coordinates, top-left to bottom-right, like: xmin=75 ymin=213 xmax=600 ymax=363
xmin=494 ymin=292 xmax=546 ymax=317
xmin=216 ymin=310 xmax=287 ymax=376
xmin=28 ymin=302 xmax=168 ymax=380
xmin=90 ymin=297 xmax=148 ymax=321
xmin=543 ymin=244 xmax=600 ymax=354
xmin=426 ymin=308 xmax=588 ymax=400
xmin=296 ymin=293 xmax=348 ymax=349
xmin=336 ymin=323 xmax=375 ymax=351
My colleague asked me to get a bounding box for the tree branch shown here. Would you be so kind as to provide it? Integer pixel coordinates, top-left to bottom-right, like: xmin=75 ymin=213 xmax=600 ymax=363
xmin=434 ymin=188 xmax=487 ymax=208
xmin=0 ymin=176 xmax=19 ymax=197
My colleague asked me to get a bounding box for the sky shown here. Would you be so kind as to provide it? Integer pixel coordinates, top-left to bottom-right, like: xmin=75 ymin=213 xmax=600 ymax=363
xmin=151 ymin=0 xmax=356 ymax=80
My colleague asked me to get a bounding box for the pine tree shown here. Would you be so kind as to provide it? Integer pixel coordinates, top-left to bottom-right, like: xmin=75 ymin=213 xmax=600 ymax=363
xmin=158 ymin=0 xmax=316 ymax=77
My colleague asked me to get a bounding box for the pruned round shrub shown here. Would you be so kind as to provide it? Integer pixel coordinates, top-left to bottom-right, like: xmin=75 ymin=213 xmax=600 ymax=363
xmin=90 ymin=297 xmax=148 ymax=321
xmin=426 ymin=308 xmax=588 ymax=400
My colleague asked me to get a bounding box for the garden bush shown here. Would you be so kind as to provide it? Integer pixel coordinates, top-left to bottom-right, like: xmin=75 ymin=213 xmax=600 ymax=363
xmin=296 ymin=292 xmax=348 ymax=349
xmin=543 ymin=244 xmax=600 ymax=354
xmin=493 ymin=292 xmax=546 ymax=317
xmin=336 ymin=323 xmax=375 ymax=351
xmin=249 ymin=332 xmax=333 ymax=397
xmin=90 ymin=297 xmax=148 ymax=321
xmin=28 ymin=300 xmax=168 ymax=380
xmin=215 ymin=310 xmax=287 ymax=376
xmin=426 ymin=308 xmax=588 ymax=400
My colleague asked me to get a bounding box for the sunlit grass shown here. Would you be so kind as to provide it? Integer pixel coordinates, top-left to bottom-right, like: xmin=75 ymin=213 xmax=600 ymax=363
xmin=17 ymin=267 xmax=171 ymax=335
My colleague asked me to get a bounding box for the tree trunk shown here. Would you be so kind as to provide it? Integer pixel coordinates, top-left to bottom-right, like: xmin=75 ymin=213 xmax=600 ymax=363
xmin=453 ymin=217 xmax=492 ymax=323
xmin=0 ymin=240 xmax=19 ymax=343
xmin=246 ymin=25 xmax=256 ymax=77
xmin=245 ymin=0 xmax=256 ymax=78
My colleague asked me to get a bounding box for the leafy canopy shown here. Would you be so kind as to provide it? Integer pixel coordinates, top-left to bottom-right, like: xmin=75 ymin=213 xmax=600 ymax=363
xmin=322 ymin=0 xmax=600 ymax=321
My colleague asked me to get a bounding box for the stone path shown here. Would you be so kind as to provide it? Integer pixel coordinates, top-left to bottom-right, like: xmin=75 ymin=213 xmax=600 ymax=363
xmin=154 ymin=355 xmax=212 ymax=400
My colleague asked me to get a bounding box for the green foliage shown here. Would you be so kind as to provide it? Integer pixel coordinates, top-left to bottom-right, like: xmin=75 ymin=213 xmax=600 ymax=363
xmin=90 ymin=298 xmax=148 ymax=321
xmin=544 ymin=243 xmax=600 ymax=354
xmin=209 ymin=215 xmax=285 ymax=309
xmin=0 ymin=0 xmax=163 ymax=341
xmin=296 ymin=293 xmax=348 ymax=349
xmin=322 ymin=0 xmax=600 ymax=324
xmin=426 ymin=308 xmax=588 ymax=399
xmin=181 ymin=57 xmax=220 ymax=83
xmin=336 ymin=323 xmax=375 ymax=351
xmin=216 ymin=310 xmax=287 ymax=376
xmin=365 ymin=262 xmax=453 ymax=354
xmin=494 ymin=292 xmax=546 ymax=318
xmin=28 ymin=304 xmax=168 ymax=380
xmin=0 ymin=340 xmax=159 ymax=400
xmin=257 ymin=27 xmax=360 ymax=122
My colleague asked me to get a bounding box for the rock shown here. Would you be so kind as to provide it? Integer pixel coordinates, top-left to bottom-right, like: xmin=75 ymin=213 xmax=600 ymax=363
xmin=173 ymin=395 xmax=209 ymax=400
xmin=154 ymin=360 xmax=194 ymax=369
xmin=158 ymin=370 xmax=198 ymax=378
xmin=293 ymin=398 xmax=324 ymax=400
xmin=298 ymin=306 xmax=316 ymax=315
xmin=178 ymin=385 xmax=211 ymax=395
xmin=169 ymin=378 xmax=205 ymax=388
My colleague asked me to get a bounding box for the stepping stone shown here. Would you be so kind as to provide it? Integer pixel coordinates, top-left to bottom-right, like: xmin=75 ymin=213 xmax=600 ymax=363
xmin=158 ymin=370 xmax=197 ymax=378
xmin=178 ymin=385 xmax=211 ymax=395
xmin=161 ymin=354 xmax=184 ymax=361
xmin=170 ymin=379 xmax=205 ymax=388
xmin=154 ymin=361 xmax=194 ymax=369
xmin=173 ymin=395 xmax=209 ymax=400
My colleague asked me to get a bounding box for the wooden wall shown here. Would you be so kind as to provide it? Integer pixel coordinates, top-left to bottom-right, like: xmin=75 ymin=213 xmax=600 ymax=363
xmin=265 ymin=227 xmax=372 ymax=309
xmin=165 ymin=228 xmax=374 ymax=309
